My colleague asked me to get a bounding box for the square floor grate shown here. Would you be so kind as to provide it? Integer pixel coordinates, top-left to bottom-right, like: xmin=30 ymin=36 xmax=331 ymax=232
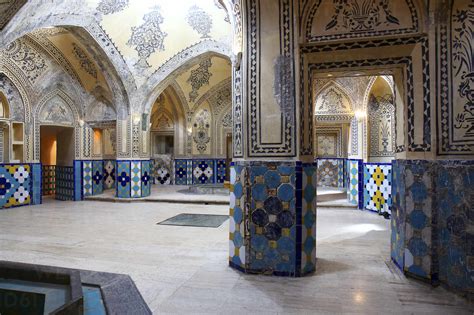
xmin=157 ymin=213 xmax=229 ymax=228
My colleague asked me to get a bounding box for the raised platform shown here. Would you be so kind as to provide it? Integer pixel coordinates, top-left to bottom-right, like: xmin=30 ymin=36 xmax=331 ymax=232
xmin=85 ymin=185 xmax=229 ymax=205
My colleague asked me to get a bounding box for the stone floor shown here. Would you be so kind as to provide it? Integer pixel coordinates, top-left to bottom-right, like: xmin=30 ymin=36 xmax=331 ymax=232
xmin=0 ymin=199 xmax=472 ymax=314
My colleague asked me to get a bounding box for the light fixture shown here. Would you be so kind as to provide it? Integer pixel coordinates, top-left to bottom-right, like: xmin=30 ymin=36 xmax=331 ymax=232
xmin=79 ymin=119 xmax=84 ymax=127
xmin=132 ymin=113 xmax=141 ymax=124
xmin=355 ymin=110 xmax=366 ymax=120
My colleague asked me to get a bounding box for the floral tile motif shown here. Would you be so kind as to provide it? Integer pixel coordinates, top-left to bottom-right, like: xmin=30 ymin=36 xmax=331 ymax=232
xmin=192 ymin=160 xmax=214 ymax=184
xmin=0 ymin=165 xmax=31 ymax=208
xmin=141 ymin=160 xmax=151 ymax=197
xmin=92 ymin=161 xmax=104 ymax=195
xmin=174 ymin=159 xmax=192 ymax=185
xmin=363 ymin=164 xmax=392 ymax=213
xmin=83 ymin=161 xmax=93 ymax=197
xmin=131 ymin=161 xmax=141 ymax=198
xmin=152 ymin=159 xmax=171 ymax=185
xmin=103 ymin=160 xmax=116 ymax=190
xmin=116 ymin=161 xmax=131 ymax=198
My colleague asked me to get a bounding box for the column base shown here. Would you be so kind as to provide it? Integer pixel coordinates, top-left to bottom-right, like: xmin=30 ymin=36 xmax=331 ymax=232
xmin=229 ymin=160 xmax=317 ymax=277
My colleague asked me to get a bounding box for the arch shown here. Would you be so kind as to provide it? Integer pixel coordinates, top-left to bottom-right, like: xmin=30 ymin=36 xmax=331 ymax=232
xmin=2 ymin=15 xmax=134 ymax=118
xmin=314 ymin=82 xmax=354 ymax=116
xmin=314 ymin=79 xmax=356 ymax=111
xmin=362 ymin=75 xmax=394 ymax=110
xmin=302 ymin=0 xmax=426 ymax=43
xmin=140 ymin=44 xmax=232 ymax=115
xmin=34 ymin=89 xmax=81 ymax=161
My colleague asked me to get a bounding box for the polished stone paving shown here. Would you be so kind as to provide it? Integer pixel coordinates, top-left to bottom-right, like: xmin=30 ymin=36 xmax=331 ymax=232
xmin=0 ymin=199 xmax=472 ymax=314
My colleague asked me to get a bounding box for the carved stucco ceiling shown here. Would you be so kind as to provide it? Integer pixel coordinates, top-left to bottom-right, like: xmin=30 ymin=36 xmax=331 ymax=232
xmin=0 ymin=0 xmax=27 ymax=30
xmin=174 ymin=55 xmax=231 ymax=110
xmin=314 ymin=76 xmax=375 ymax=111
xmin=29 ymin=27 xmax=111 ymax=97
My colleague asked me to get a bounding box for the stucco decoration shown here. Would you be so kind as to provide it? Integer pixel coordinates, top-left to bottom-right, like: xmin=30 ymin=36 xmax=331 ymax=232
xmin=72 ymin=43 xmax=97 ymax=79
xmin=2 ymin=39 xmax=47 ymax=84
xmin=39 ymin=94 xmax=75 ymax=125
xmin=193 ymin=109 xmax=211 ymax=154
xmin=85 ymin=101 xmax=116 ymax=122
xmin=97 ymin=0 xmax=129 ymax=15
xmin=187 ymin=5 xmax=213 ymax=38
xmin=207 ymin=79 xmax=231 ymax=115
xmin=0 ymin=74 xmax=25 ymax=121
xmin=452 ymin=2 xmax=474 ymax=141
xmin=222 ymin=111 xmax=232 ymax=127
xmin=0 ymin=0 xmax=27 ymax=30
xmin=368 ymin=94 xmax=395 ymax=157
xmin=127 ymin=6 xmax=167 ymax=68
xmin=306 ymin=0 xmax=419 ymax=42
xmin=316 ymin=86 xmax=352 ymax=114
xmin=187 ymin=58 xmax=213 ymax=102
xmin=317 ymin=135 xmax=337 ymax=157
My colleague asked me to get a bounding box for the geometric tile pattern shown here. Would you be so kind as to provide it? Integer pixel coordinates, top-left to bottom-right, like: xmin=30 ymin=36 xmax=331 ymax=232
xmin=31 ymin=163 xmax=42 ymax=205
xmin=300 ymin=164 xmax=317 ymax=275
xmin=363 ymin=163 xmax=392 ymax=214
xmin=229 ymin=163 xmax=246 ymax=269
xmin=192 ymin=159 xmax=214 ymax=184
xmin=92 ymin=161 xmax=104 ymax=195
xmin=141 ymin=160 xmax=151 ymax=197
xmin=116 ymin=160 xmax=152 ymax=199
xmin=346 ymin=159 xmax=362 ymax=208
xmin=116 ymin=160 xmax=131 ymax=198
xmin=229 ymin=161 xmax=317 ymax=277
xmin=174 ymin=159 xmax=230 ymax=185
xmin=403 ymin=160 xmax=433 ymax=280
xmin=316 ymin=158 xmax=345 ymax=188
xmin=131 ymin=161 xmax=141 ymax=198
xmin=83 ymin=161 xmax=93 ymax=197
xmin=390 ymin=159 xmax=474 ymax=295
xmin=0 ymin=164 xmax=31 ymax=208
xmin=437 ymin=161 xmax=474 ymax=292
xmin=152 ymin=159 xmax=171 ymax=185
xmin=42 ymin=165 xmax=55 ymax=196
xmin=103 ymin=160 xmax=116 ymax=190
xmin=391 ymin=160 xmax=406 ymax=271
xmin=73 ymin=160 xmax=82 ymax=201
xmin=174 ymin=159 xmax=193 ymax=185
xmin=55 ymin=166 xmax=74 ymax=201
xmin=215 ymin=159 xmax=226 ymax=183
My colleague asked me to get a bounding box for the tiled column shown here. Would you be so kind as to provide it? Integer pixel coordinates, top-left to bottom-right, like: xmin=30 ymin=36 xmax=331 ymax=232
xmin=229 ymin=161 xmax=317 ymax=276
xmin=116 ymin=160 xmax=151 ymax=198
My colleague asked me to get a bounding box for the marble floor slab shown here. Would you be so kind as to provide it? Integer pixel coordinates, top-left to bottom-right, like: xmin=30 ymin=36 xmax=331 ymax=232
xmin=0 ymin=199 xmax=472 ymax=314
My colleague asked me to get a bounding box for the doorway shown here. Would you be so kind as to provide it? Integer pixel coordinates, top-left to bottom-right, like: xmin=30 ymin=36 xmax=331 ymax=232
xmin=40 ymin=125 xmax=75 ymax=200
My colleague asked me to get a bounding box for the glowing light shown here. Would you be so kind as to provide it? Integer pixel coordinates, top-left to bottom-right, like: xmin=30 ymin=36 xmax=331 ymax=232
xmin=355 ymin=110 xmax=366 ymax=120
xmin=353 ymin=292 xmax=365 ymax=304
xmin=132 ymin=114 xmax=141 ymax=124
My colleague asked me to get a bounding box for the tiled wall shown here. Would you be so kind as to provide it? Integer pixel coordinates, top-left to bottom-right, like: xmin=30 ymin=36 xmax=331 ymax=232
xmin=152 ymin=159 xmax=172 ymax=185
xmin=316 ymin=158 xmax=345 ymax=188
xmin=391 ymin=160 xmax=474 ymax=294
xmin=174 ymin=159 xmax=227 ymax=185
xmin=363 ymin=163 xmax=392 ymax=213
xmin=82 ymin=160 xmax=104 ymax=197
xmin=103 ymin=160 xmax=116 ymax=190
xmin=116 ymin=160 xmax=151 ymax=198
xmin=55 ymin=166 xmax=74 ymax=201
xmin=0 ymin=163 xmax=41 ymax=209
xmin=346 ymin=159 xmax=363 ymax=208
xmin=229 ymin=161 xmax=317 ymax=277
